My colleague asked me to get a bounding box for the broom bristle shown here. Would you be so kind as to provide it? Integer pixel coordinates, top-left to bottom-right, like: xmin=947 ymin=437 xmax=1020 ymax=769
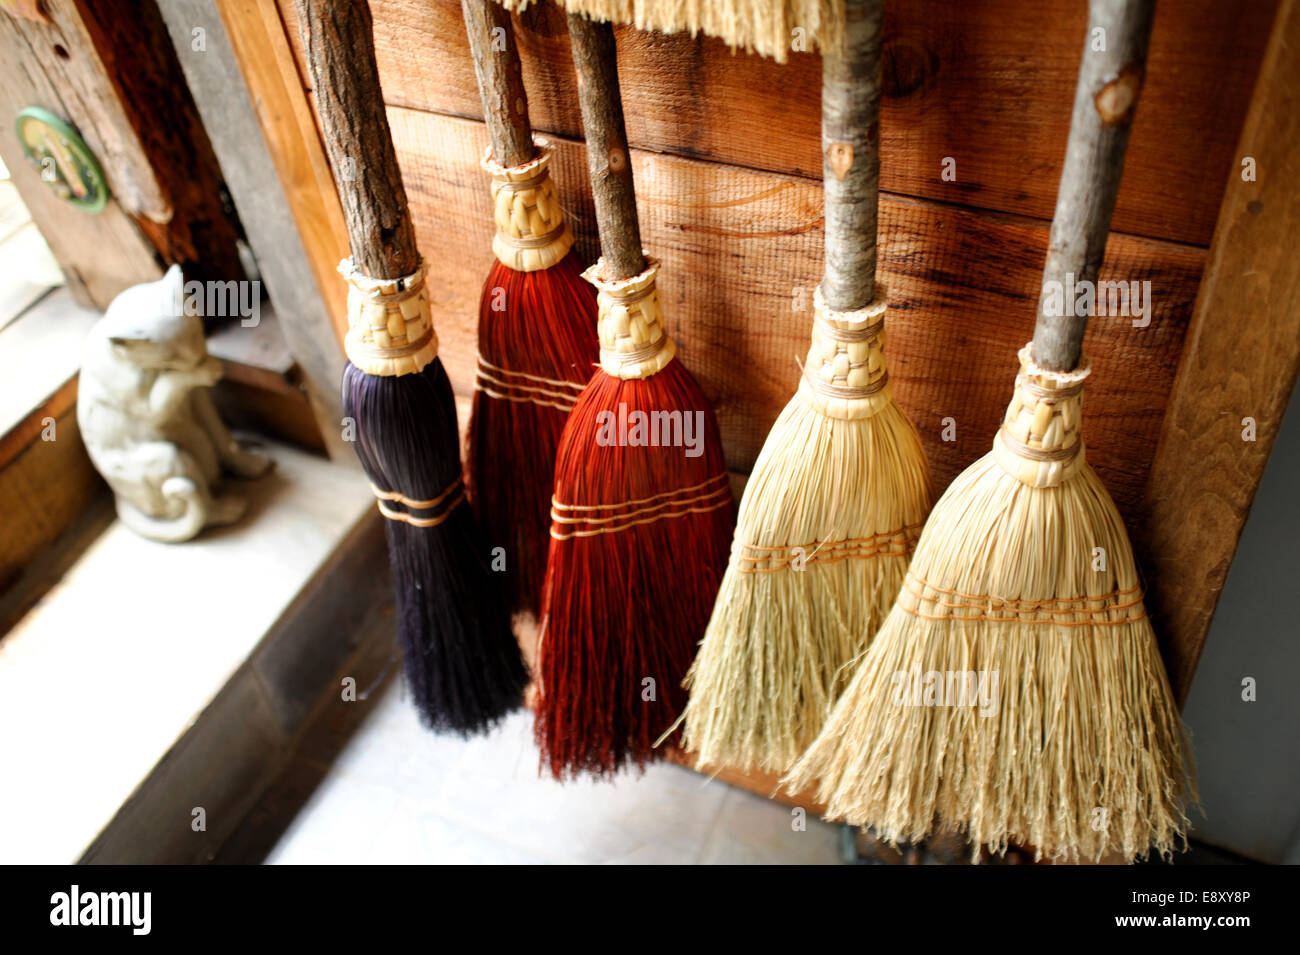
xmin=681 ymin=385 xmax=931 ymax=774
xmin=346 ymin=357 xmax=529 ymax=734
xmin=499 ymin=0 xmax=844 ymax=63
xmin=783 ymin=347 xmax=1193 ymax=863
xmin=681 ymin=288 xmax=931 ymax=774
xmin=467 ymin=252 xmax=598 ymax=616
xmin=536 ymin=359 xmax=735 ymax=779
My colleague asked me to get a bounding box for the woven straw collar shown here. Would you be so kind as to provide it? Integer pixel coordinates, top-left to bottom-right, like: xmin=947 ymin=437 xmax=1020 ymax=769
xmin=339 ymin=258 xmax=438 ymax=377
xmin=482 ymin=138 xmax=575 ymax=273
xmin=586 ymin=256 xmax=677 ymax=380
xmin=992 ymin=344 xmax=1091 ymax=488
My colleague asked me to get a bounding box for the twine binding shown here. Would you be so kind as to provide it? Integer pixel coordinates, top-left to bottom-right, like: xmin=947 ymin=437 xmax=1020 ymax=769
xmin=474 ymin=353 xmax=587 ymax=413
xmin=586 ymin=256 xmax=677 ymax=380
xmin=340 ymin=258 xmax=437 ymax=377
xmin=371 ymin=477 xmax=465 ymax=528
xmin=550 ymin=472 xmax=730 ymax=540
xmin=734 ymin=523 xmax=924 ymax=574
xmin=992 ymin=344 xmax=1090 ymax=487
xmin=483 ymin=138 xmax=575 ymax=272
xmin=797 ymin=284 xmax=893 ymax=420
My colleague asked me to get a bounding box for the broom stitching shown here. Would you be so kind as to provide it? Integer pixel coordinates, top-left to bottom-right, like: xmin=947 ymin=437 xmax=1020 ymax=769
xmin=738 ymin=522 xmax=924 ymax=552
xmin=551 ymin=471 xmax=728 ymax=511
xmin=475 ymin=368 xmax=584 ymax=403
xmin=804 ymin=368 xmax=889 ymax=399
xmin=550 ymin=482 xmax=732 ymax=526
xmin=997 ymin=427 xmax=1081 ymax=463
xmin=474 ymin=387 xmax=577 ymax=413
xmin=496 ymin=222 xmax=569 ymax=249
xmin=369 ymin=478 xmax=463 ymax=509
xmin=906 ymin=573 xmax=1143 ymax=605
xmin=898 ymin=606 xmax=1147 ymax=627
xmin=474 ymin=354 xmax=589 ymax=389
xmin=548 ymin=492 xmax=733 ymax=540
xmin=375 ymin=489 xmax=468 ymax=528
xmin=901 ymin=578 xmax=1147 ymax=617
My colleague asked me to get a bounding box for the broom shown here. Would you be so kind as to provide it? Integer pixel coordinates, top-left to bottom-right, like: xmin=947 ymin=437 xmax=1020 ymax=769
xmin=535 ymin=13 xmax=736 ymax=779
xmin=498 ymin=0 xmax=843 ymax=63
xmin=299 ymin=0 xmax=527 ymax=733
xmin=462 ymin=0 xmax=600 ymax=617
xmin=783 ymin=0 xmax=1192 ymax=863
xmin=677 ymin=0 xmax=931 ymax=775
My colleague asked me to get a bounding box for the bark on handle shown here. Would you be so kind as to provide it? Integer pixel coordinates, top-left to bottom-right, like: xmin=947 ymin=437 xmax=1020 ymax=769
xmin=821 ymin=0 xmax=884 ymax=312
xmin=296 ymin=0 xmax=420 ymax=280
xmin=462 ymin=0 xmax=534 ymax=168
xmin=566 ymin=14 xmax=644 ymax=281
xmin=1032 ymin=0 xmax=1157 ymax=371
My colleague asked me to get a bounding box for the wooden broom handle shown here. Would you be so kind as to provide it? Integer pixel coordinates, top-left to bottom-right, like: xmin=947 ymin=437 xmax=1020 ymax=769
xmin=821 ymin=0 xmax=885 ymax=312
xmin=567 ymin=14 xmax=644 ymax=281
xmin=462 ymin=0 xmax=535 ymax=168
xmin=1032 ymin=0 xmax=1157 ymax=371
xmin=297 ymin=0 xmax=420 ymax=281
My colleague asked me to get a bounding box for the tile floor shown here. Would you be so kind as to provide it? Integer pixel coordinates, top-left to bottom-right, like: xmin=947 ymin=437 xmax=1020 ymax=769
xmin=267 ymin=682 xmax=844 ymax=865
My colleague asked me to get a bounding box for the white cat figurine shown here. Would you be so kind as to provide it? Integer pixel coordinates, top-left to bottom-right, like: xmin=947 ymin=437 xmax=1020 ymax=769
xmin=78 ymin=265 xmax=273 ymax=542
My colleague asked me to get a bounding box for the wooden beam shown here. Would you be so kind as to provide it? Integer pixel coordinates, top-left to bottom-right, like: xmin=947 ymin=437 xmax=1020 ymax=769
xmin=1138 ymin=0 xmax=1300 ymax=705
xmin=212 ymin=0 xmax=350 ymax=344
xmin=158 ymin=0 xmax=352 ymax=462
xmin=278 ymin=0 xmax=1275 ymax=248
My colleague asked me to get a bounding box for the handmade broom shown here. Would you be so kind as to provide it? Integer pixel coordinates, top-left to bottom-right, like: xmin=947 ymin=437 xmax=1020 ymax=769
xmin=500 ymin=0 xmax=843 ymax=62
xmin=784 ymin=0 xmax=1192 ymax=863
xmin=462 ymin=0 xmax=599 ymax=616
xmin=678 ymin=0 xmax=930 ymax=775
xmin=535 ymin=13 xmax=735 ymax=779
xmin=299 ymin=0 xmax=527 ymax=732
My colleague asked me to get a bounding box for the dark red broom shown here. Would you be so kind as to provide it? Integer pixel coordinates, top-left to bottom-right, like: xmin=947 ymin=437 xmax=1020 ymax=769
xmin=535 ymin=14 xmax=736 ymax=779
xmin=462 ymin=0 xmax=599 ymax=617
xmin=299 ymin=0 xmax=527 ymax=733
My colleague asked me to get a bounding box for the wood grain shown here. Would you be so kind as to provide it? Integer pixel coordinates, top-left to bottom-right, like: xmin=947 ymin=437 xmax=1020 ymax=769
xmin=159 ymin=0 xmax=352 ymax=463
xmin=387 ymin=107 xmax=1204 ymax=527
xmin=1138 ymin=0 xmax=1300 ymax=705
xmin=215 ymin=0 xmax=350 ymax=340
xmin=278 ymin=0 xmax=1274 ymax=248
xmin=0 ymin=9 xmax=161 ymax=310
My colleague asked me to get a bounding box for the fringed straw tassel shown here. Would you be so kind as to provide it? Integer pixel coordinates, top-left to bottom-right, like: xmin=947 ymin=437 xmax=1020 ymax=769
xmin=680 ymin=286 xmax=930 ymax=774
xmin=498 ymin=0 xmax=844 ymax=62
xmin=784 ymin=346 xmax=1193 ymax=863
xmin=467 ymin=142 xmax=598 ymax=615
xmin=536 ymin=258 xmax=735 ymax=779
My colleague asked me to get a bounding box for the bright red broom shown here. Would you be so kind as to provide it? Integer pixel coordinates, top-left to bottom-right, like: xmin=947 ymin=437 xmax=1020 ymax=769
xmin=534 ymin=14 xmax=736 ymax=779
xmin=300 ymin=0 xmax=527 ymax=733
xmin=462 ymin=0 xmax=599 ymax=616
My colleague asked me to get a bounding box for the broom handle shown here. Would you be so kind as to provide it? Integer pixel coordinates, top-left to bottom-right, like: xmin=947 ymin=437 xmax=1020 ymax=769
xmin=566 ymin=14 xmax=645 ymax=281
xmin=462 ymin=0 xmax=535 ymax=168
xmin=821 ymin=0 xmax=885 ymax=312
xmin=298 ymin=0 xmax=421 ymax=281
xmin=1032 ymin=0 xmax=1156 ymax=371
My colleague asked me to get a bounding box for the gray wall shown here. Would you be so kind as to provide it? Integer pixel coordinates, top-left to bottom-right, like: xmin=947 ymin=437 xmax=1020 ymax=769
xmin=1181 ymin=378 xmax=1300 ymax=863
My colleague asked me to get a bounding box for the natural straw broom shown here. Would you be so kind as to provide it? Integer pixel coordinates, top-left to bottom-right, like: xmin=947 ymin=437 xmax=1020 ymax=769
xmin=678 ymin=0 xmax=931 ymax=775
xmin=499 ymin=0 xmax=843 ymax=63
xmin=299 ymin=0 xmax=528 ymax=732
xmin=462 ymin=0 xmax=599 ymax=616
xmin=535 ymin=13 xmax=735 ymax=779
xmin=784 ymin=0 xmax=1192 ymax=863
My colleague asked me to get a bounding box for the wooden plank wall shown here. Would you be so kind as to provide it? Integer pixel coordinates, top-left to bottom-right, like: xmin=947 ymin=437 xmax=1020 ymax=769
xmin=274 ymin=0 xmax=1272 ymax=532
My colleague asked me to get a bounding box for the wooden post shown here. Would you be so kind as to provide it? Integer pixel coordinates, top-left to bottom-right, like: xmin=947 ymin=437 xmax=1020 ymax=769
xmin=159 ymin=0 xmax=353 ymax=462
xmin=566 ymin=14 xmax=643 ymax=281
xmin=1140 ymin=0 xmax=1300 ymax=704
xmin=462 ymin=0 xmax=534 ymax=168
xmin=1031 ymin=0 xmax=1157 ymax=371
xmin=820 ymin=0 xmax=884 ymax=312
